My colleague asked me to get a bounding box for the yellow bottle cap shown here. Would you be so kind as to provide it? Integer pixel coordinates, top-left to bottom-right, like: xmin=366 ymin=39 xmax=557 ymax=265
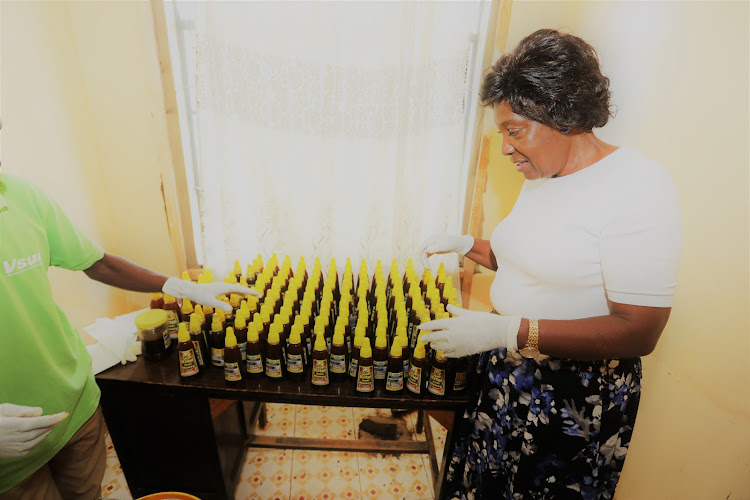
xmin=150 ymin=292 xmax=162 ymax=300
xmin=375 ymin=332 xmax=387 ymax=349
xmin=204 ymin=269 xmax=214 ymax=282
xmin=413 ymin=341 xmax=426 ymax=359
xmin=359 ymin=338 xmax=372 ymax=358
xmin=234 ymin=260 xmax=242 ymax=274
xmin=268 ymin=324 xmax=281 ymax=344
xmin=178 ymin=322 xmax=191 ymax=343
xmin=389 ymin=342 xmax=402 ymax=358
xmin=181 ymin=271 xmax=191 ymax=281
xmin=194 ymin=304 xmax=204 ymax=316
xmin=247 ymin=322 xmax=259 ymax=342
xmin=215 ymin=308 xmax=226 ymax=323
xmin=354 ymin=324 xmax=366 ymax=339
xmin=289 ymin=328 xmax=301 ymax=345
xmin=234 ymin=314 xmax=247 ymax=329
xmin=313 ymin=332 xmax=327 ymax=352
xmin=397 ymin=334 xmax=408 ymax=349
xmin=229 ymin=294 xmax=241 ymax=307
xmin=135 ymin=309 xmax=168 ymax=330
xmin=333 ymin=327 xmax=345 ymax=346
xmin=189 ymin=315 xmax=201 ymax=333
xmin=182 ymin=298 xmax=194 ymax=314
xmin=163 ymin=294 xmax=176 ymax=303
xmin=225 ymin=327 xmax=237 ymax=348
xmin=211 ymin=315 xmax=223 ymax=332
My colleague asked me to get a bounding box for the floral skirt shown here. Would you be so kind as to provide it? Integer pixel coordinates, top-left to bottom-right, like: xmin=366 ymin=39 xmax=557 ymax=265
xmin=444 ymin=349 xmax=642 ymax=500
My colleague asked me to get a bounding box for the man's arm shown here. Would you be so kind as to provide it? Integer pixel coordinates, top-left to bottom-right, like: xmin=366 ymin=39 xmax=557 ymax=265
xmin=83 ymin=253 xmax=168 ymax=292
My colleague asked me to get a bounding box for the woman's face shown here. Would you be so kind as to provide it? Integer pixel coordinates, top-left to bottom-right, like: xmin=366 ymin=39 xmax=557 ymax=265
xmin=494 ymin=101 xmax=572 ymax=180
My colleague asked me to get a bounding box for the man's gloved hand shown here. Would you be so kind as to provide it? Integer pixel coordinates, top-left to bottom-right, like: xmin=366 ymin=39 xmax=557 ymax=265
xmin=0 ymin=404 xmax=69 ymax=459
xmin=162 ymin=278 xmax=261 ymax=313
xmin=417 ymin=304 xmax=521 ymax=358
xmin=418 ymin=234 xmax=474 ymax=269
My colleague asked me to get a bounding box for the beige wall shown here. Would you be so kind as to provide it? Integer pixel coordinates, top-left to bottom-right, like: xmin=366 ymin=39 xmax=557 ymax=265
xmin=1 ymin=1 xmax=179 ymax=328
xmin=475 ymin=1 xmax=750 ymax=498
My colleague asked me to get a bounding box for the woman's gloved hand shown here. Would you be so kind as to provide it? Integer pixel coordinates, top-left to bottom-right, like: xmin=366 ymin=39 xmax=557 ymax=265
xmin=0 ymin=404 xmax=69 ymax=459
xmin=162 ymin=278 xmax=262 ymax=313
xmin=417 ymin=305 xmax=521 ymax=358
xmin=418 ymin=234 xmax=474 ymax=268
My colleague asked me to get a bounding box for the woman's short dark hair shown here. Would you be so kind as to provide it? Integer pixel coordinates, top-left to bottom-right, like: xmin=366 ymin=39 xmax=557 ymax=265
xmin=480 ymin=29 xmax=614 ymax=131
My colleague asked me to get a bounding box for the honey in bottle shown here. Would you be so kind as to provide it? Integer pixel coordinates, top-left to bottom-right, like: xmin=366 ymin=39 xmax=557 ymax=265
xmin=181 ymin=298 xmax=194 ymax=320
xmin=209 ymin=315 xmax=225 ymax=367
xmin=163 ymin=293 xmax=182 ymax=339
xmin=149 ymin=292 xmax=164 ymax=310
xmin=233 ymin=259 xmax=243 ymax=283
xmin=356 ymin=338 xmax=374 ymax=393
xmin=264 ymin=326 xmax=285 ymax=379
xmin=448 ymin=356 xmax=469 ymax=394
xmin=427 ymin=350 xmax=448 ymax=397
xmin=385 ymin=341 xmax=404 ymax=393
xmin=223 ymin=327 xmax=245 ymax=385
xmin=372 ymin=328 xmax=388 ymax=385
xmin=177 ymin=323 xmax=200 ymax=378
xmin=395 ymin=326 xmax=411 ymax=377
xmin=406 ymin=341 xmax=428 ymax=396
xmin=286 ymin=328 xmax=305 ymax=379
xmin=245 ymin=321 xmax=264 ymax=377
xmin=349 ymin=328 xmax=366 ymax=379
xmin=310 ymin=333 xmax=330 ymax=387
xmin=189 ymin=314 xmax=209 ymax=369
xmin=234 ymin=314 xmax=248 ymax=362
xmin=329 ymin=324 xmax=348 ymax=382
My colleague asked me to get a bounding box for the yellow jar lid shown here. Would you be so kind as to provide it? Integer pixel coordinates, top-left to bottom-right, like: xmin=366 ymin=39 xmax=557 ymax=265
xmin=135 ymin=309 xmax=168 ymax=330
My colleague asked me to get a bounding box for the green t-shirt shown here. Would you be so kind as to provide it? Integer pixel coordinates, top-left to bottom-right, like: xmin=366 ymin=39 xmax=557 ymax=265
xmin=0 ymin=174 xmax=105 ymax=492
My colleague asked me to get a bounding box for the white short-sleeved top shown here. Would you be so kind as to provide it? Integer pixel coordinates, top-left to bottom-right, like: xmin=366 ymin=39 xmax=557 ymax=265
xmin=490 ymin=147 xmax=682 ymax=320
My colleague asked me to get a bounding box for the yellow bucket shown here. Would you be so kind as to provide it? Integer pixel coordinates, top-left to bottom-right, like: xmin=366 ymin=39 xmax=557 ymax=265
xmin=136 ymin=493 xmax=202 ymax=500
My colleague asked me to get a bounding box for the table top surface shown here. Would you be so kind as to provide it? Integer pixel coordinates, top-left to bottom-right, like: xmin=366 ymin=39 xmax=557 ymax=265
xmin=96 ymin=349 xmax=473 ymax=410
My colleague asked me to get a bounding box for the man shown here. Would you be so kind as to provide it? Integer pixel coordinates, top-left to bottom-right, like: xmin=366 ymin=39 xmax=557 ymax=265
xmin=0 ymin=126 xmax=259 ymax=499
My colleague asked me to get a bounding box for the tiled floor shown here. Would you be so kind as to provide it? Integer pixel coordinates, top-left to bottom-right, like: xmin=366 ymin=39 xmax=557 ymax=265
xmin=101 ymin=403 xmax=448 ymax=500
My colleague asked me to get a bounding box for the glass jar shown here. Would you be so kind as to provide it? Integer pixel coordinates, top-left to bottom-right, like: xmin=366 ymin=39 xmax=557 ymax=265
xmin=134 ymin=309 xmax=172 ymax=361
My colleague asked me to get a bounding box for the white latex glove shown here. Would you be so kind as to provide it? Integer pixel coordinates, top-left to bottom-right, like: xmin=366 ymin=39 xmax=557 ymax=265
xmin=0 ymin=404 xmax=69 ymax=459
xmin=418 ymin=234 xmax=474 ymax=269
xmin=417 ymin=304 xmax=521 ymax=358
xmin=162 ymin=278 xmax=261 ymax=313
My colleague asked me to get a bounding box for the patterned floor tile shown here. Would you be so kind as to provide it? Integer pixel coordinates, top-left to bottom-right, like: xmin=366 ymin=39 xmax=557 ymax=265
xmin=290 ymin=450 xmax=361 ymax=499
xmin=358 ymin=452 xmax=433 ymax=500
xmin=254 ymin=403 xmax=296 ymax=437
xmin=101 ymin=432 xmax=132 ymax=499
xmin=235 ymin=448 xmax=293 ymax=500
xmin=294 ymin=405 xmax=355 ymax=440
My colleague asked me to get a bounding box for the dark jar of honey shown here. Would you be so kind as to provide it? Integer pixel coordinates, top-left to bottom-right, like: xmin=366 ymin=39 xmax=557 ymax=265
xmin=135 ymin=309 xmax=172 ymax=361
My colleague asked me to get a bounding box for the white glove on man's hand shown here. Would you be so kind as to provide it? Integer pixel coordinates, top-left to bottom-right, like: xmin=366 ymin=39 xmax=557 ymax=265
xmin=417 ymin=304 xmax=521 ymax=358
xmin=418 ymin=234 xmax=474 ymax=269
xmin=162 ymin=278 xmax=261 ymax=313
xmin=0 ymin=404 xmax=69 ymax=459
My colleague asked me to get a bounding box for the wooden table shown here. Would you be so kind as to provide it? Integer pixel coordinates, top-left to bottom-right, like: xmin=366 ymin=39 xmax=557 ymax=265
xmin=96 ymin=350 xmax=471 ymax=500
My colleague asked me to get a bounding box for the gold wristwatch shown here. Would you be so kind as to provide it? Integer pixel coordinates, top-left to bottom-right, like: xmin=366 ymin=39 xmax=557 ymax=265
xmin=519 ymin=319 xmax=540 ymax=358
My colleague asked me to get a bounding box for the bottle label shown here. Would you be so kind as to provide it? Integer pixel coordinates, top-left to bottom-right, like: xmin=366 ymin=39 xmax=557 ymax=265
xmin=349 ymin=358 xmax=359 ymax=378
xmin=453 ymin=370 xmax=468 ymax=392
xmin=266 ymin=358 xmax=282 ymax=378
xmin=406 ymin=365 xmax=422 ymax=394
xmin=428 ymin=366 xmax=446 ymax=396
xmin=409 ymin=325 xmax=419 ymax=348
xmin=178 ymin=349 xmax=199 ymax=377
xmin=239 ymin=342 xmax=247 ymax=360
xmin=191 ymin=340 xmax=205 ymax=366
xmin=373 ymin=359 xmax=387 ymax=380
xmin=330 ymin=353 xmax=347 ymax=374
xmin=287 ymin=354 xmax=304 ymax=374
xmin=311 ymin=358 xmax=330 ymax=385
xmin=403 ymin=359 xmax=410 ymax=376
xmin=224 ymin=362 xmax=242 ymax=381
xmin=165 ymin=310 xmax=179 ymax=335
xmin=247 ymin=354 xmax=264 ymax=374
xmin=356 ymin=365 xmax=374 ymax=392
xmin=211 ymin=347 xmax=225 ymax=366
xmin=163 ymin=330 xmax=172 ymax=350
xmin=386 ymin=371 xmax=404 ymax=391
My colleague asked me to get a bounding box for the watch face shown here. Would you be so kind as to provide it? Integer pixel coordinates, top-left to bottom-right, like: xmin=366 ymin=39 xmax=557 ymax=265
xmin=519 ymin=346 xmax=540 ymax=359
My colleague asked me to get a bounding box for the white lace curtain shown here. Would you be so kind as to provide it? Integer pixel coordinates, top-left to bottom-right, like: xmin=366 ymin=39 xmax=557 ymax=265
xmin=191 ymin=1 xmax=484 ymax=276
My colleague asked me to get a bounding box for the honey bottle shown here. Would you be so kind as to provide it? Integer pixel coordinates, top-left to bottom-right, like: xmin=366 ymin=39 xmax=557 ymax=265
xmin=162 ymin=293 xmax=182 ymax=339
xmin=245 ymin=321 xmax=264 ymax=377
xmin=310 ymin=333 xmax=330 ymax=387
xmin=189 ymin=314 xmax=209 ymax=369
xmin=356 ymin=338 xmax=374 ymax=393
xmin=149 ymin=292 xmax=164 ymax=310
xmin=349 ymin=328 xmax=366 ymax=379
xmin=182 ymin=297 xmax=194 ymax=319
xmin=209 ymin=315 xmax=225 ymax=367
xmin=286 ymin=328 xmax=305 ymax=379
xmin=264 ymin=326 xmax=285 ymax=379
xmin=395 ymin=326 xmax=411 ymax=377
xmin=329 ymin=324 xmax=348 ymax=382
xmin=223 ymin=327 xmax=245 ymax=385
xmin=291 ymin=322 xmax=308 ymax=367
xmin=234 ymin=314 xmax=248 ymax=362
xmin=406 ymin=341 xmax=427 ymax=396
xmin=427 ymin=350 xmax=448 ymax=397
xmin=385 ymin=341 xmax=404 ymax=393
xmin=372 ymin=328 xmax=388 ymax=385
xmin=233 ymin=260 xmax=243 ymax=283
xmin=177 ymin=323 xmax=200 ymax=378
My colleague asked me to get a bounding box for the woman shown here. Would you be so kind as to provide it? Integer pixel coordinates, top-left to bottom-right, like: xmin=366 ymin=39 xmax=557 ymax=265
xmin=418 ymin=29 xmax=682 ymax=499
